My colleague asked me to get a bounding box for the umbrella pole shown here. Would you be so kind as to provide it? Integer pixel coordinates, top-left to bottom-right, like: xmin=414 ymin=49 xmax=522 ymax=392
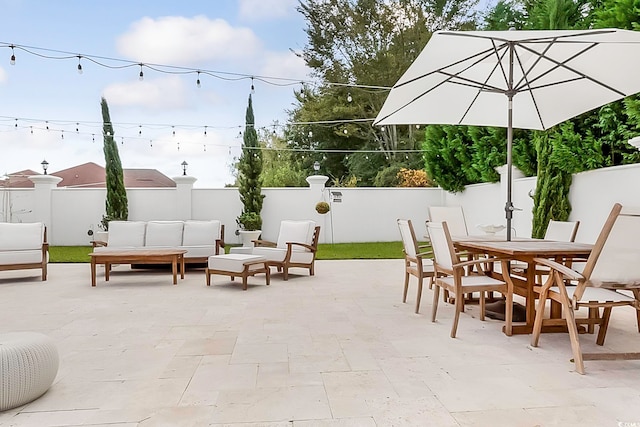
xmin=505 ymin=95 xmax=514 ymax=241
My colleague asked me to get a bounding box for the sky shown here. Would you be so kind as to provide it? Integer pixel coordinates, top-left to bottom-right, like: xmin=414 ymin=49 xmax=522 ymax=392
xmin=0 ymin=0 xmax=310 ymax=187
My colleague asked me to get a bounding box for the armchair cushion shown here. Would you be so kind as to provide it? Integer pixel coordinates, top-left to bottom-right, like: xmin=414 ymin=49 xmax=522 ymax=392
xmin=0 ymin=223 xmax=44 ymax=251
xmin=276 ymin=221 xmax=315 ymax=249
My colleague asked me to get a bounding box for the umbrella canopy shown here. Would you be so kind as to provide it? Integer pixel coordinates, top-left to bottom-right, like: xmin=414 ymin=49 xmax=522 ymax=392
xmin=375 ymin=29 xmax=640 ymax=239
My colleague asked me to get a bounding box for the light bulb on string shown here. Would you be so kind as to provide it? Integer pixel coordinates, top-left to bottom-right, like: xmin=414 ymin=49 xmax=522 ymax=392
xmin=347 ymin=92 xmax=352 ymax=102
xmin=14 ymin=119 xmax=17 ymax=128
xmin=203 ymin=126 xmax=207 ymax=136
xmin=138 ymin=64 xmax=144 ymax=81
xmin=61 ymin=130 xmax=64 ymax=140
xmin=76 ymin=123 xmax=79 ymax=133
xmin=138 ymin=125 xmax=142 ymax=135
xmin=172 ymin=126 xmax=176 ymax=137
xmin=77 ymin=56 xmax=83 ymax=74
xmin=177 ymin=142 xmax=180 ymax=151
xmin=343 ymin=129 xmax=348 ymax=134
xmin=91 ymin=134 xmax=94 ymax=142
xmin=121 ymin=137 xmax=124 ymax=145
xmin=203 ymin=145 xmax=206 ymax=152
xmin=30 ymin=126 xmax=33 ymax=134
xmin=250 ymin=77 xmax=255 ymax=94
xmin=308 ymin=131 xmax=313 ymax=138
xmin=9 ymin=45 xmax=15 ymax=65
xmin=196 ymin=71 xmax=201 ymax=88
xmin=150 ymin=140 xmax=153 ymax=148
xmin=46 ymin=121 xmax=49 ymax=130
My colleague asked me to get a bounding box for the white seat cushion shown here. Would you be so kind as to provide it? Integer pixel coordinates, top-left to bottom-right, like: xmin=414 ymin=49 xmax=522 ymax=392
xmin=208 ymin=254 xmax=266 ymax=273
xmin=0 ymin=250 xmax=44 ymax=264
xmin=182 ymin=245 xmax=217 ymax=259
xmin=252 ymin=247 xmax=287 ymax=262
xmin=107 ymin=221 xmax=146 ymax=247
xmin=439 ymin=275 xmax=506 ymax=288
xmin=145 ymin=221 xmax=184 ymax=247
xmin=554 ymin=286 xmax=636 ymax=303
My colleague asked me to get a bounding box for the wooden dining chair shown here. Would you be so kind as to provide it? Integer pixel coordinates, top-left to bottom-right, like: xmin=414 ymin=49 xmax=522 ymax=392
xmin=530 ymin=203 xmax=640 ymax=374
xmin=426 ymin=221 xmax=514 ymax=338
xmin=397 ymin=219 xmax=435 ymax=314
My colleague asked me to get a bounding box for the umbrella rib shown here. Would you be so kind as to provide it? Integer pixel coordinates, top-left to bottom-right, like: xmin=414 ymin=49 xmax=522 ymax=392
xmin=376 ymin=45 xmax=510 ymax=124
xmin=514 ymin=42 xmax=626 ymax=97
xmin=438 ymin=29 xmax=616 ymax=45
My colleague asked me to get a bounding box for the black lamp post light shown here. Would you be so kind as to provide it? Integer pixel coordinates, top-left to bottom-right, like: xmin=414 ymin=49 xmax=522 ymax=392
xmin=181 ymin=161 xmax=188 ymax=176
xmin=41 ymin=159 xmax=49 ymax=175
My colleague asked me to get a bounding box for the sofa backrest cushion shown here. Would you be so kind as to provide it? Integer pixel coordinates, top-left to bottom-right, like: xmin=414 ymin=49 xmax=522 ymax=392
xmin=276 ymin=220 xmax=316 ymax=249
xmin=0 ymin=222 xmax=44 ymax=251
xmin=145 ymin=221 xmax=184 ymax=247
xmin=108 ymin=221 xmax=146 ymax=247
xmin=183 ymin=220 xmax=221 ymax=246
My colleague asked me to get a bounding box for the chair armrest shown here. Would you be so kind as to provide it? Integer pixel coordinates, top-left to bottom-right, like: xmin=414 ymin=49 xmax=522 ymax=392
xmin=91 ymin=240 xmax=108 ymax=248
xmin=533 ymin=257 xmax=584 ymax=281
xmin=254 ymin=239 xmax=277 ymax=248
xmin=286 ymin=242 xmax=316 ymax=252
xmin=452 ymin=256 xmax=503 ymax=270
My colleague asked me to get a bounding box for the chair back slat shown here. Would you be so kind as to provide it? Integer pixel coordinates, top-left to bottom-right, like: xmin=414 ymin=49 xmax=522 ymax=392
xmin=428 ymin=206 xmax=468 ymax=237
xmin=544 ymin=220 xmax=580 ymax=242
xmin=588 ymin=205 xmax=640 ymax=288
xmin=397 ymin=219 xmax=418 ymax=258
xmin=426 ymin=221 xmax=457 ymax=271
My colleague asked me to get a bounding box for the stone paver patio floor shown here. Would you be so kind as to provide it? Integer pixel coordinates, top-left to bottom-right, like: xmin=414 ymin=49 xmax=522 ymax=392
xmin=0 ymin=260 xmax=639 ymax=426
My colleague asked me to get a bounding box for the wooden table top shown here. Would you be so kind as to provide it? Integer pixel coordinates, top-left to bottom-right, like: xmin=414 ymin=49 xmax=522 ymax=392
xmin=89 ymin=249 xmax=187 ymax=258
xmin=455 ymin=240 xmax=593 ymax=257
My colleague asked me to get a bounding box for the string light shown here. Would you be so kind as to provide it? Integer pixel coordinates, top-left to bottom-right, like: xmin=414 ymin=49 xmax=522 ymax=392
xmin=347 ymin=92 xmax=353 ymax=103
xmin=138 ymin=63 xmax=144 ymax=81
xmin=196 ymin=71 xmax=201 ymax=88
xmin=250 ymin=77 xmax=255 ymax=94
xmin=204 ymin=126 xmax=207 ymax=136
xmin=77 ymin=56 xmax=83 ymax=74
xmin=9 ymin=45 xmax=15 ymax=65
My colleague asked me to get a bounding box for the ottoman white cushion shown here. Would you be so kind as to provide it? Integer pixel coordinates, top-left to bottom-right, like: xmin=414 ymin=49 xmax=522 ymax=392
xmin=0 ymin=332 xmax=59 ymax=411
xmin=208 ymin=254 xmax=266 ymax=273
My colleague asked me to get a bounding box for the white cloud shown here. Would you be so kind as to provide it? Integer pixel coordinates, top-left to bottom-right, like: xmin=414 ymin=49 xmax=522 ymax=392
xmin=238 ymin=0 xmax=297 ymax=21
xmin=116 ymin=15 xmax=261 ymax=64
xmin=259 ymin=50 xmax=309 ymax=82
xmin=102 ymin=75 xmax=188 ymax=110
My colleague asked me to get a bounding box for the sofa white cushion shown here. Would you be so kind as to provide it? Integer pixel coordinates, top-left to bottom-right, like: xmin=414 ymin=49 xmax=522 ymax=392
xmin=107 ymin=221 xmax=146 ymax=247
xmin=183 ymin=221 xmax=221 ymax=246
xmin=276 ymin=221 xmax=315 ymax=249
xmin=182 ymin=245 xmax=217 ymax=259
xmin=0 ymin=250 xmax=45 ymax=264
xmin=0 ymin=223 xmax=44 ymax=251
xmin=145 ymin=221 xmax=184 ymax=247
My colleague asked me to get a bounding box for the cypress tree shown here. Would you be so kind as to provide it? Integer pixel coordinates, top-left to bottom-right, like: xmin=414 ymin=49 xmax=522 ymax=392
xmin=101 ymin=97 xmax=128 ymax=228
xmin=237 ymin=95 xmax=264 ymax=229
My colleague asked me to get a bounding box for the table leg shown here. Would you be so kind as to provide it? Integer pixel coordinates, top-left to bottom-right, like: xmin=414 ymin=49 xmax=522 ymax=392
xmin=172 ymin=256 xmax=178 ymax=285
xmin=180 ymin=255 xmax=185 ymax=279
xmin=91 ymin=258 xmax=97 ymax=287
xmin=525 ymin=260 xmax=537 ymax=331
xmin=105 ymin=262 xmax=110 ymax=281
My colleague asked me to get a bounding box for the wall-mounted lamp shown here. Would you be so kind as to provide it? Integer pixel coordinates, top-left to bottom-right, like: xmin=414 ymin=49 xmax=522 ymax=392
xmin=181 ymin=160 xmax=188 ymax=176
xmin=41 ymin=159 xmax=49 ymax=175
xmin=313 ymin=161 xmax=320 ymax=172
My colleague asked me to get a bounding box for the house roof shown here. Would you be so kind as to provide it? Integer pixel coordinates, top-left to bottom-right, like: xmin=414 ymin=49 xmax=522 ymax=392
xmin=3 ymin=162 xmax=176 ymax=188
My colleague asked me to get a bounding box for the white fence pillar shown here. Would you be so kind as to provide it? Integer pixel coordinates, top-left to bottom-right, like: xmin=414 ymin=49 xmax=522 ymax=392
xmin=306 ymin=174 xmax=331 ymax=243
xmin=29 ymin=174 xmax=62 ymax=237
xmin=172 ymin=175 xmax=197 ymax=220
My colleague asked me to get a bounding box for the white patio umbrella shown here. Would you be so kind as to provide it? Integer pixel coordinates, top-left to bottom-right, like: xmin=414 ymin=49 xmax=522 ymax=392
xmin=374 ymin=29 xmax=640 ymax=239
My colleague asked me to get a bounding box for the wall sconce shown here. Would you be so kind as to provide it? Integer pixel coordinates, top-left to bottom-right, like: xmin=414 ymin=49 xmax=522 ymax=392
xmin=181 ymin=160 xmax=188 ymax=176
xmin=313 ymin=161 xmax=320 ymax=172
xmin=41 ymin=159 xmax=49 ymax=175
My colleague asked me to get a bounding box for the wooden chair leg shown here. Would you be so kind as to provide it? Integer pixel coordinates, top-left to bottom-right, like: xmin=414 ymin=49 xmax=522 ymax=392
xmin=431 ymin=285 xmax=440 ymax=323
xmin=633 ymin=290 xmax=640 ymax=333
xmin=479 ymin=291 xmax=485 ymax=321
xmin=504 ymin=287 xmax=513 ymax=337
xmin=403 ymin=271 xmax=410 ymax=303
xmin=206 ymin=270 xmax=211 ymax=286
xmin=531 ymin=288 xmax=549 ymax=347
xmin=563 ymin=299 xmax=585 ymax=374
xmin=415 ymin=278 xmax=423 ymax=314
xmin=596 ymin=306 xmax=613 ymax=346
xmin=450 ymin=291 xmax=463 ymax=338
xmin=587 ymin=307 xmax=598 ymax=334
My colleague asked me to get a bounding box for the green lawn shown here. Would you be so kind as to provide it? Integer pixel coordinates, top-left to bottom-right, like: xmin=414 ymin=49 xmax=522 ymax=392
xmin=48 ymin=242 xmax=412 ymax=263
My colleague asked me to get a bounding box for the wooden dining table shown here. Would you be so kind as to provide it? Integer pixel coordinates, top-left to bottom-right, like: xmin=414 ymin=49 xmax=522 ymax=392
xmin=454 ymin=239 xmax=593 ymax=335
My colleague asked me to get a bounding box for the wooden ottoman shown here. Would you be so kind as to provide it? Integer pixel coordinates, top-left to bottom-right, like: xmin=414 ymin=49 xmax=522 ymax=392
xmin=206 ymin=254 xmax=270 ymax=290
xmin=0 ymin=332 xmax=59 ymax=411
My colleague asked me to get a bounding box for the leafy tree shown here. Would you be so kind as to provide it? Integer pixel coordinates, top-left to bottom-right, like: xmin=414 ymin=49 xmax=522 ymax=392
xmin=237 ymin=95 xmax=265 ymax=229
xmin=100 ymin=97 xmax=128 ymax=228
xmin=288 ymin=0 xmax=478 ymax=185
xmin=260 ymin=129 xmax=308 ymax=187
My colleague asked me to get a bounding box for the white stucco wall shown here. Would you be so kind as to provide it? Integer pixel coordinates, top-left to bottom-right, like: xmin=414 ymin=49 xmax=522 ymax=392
xmin=9 ymin=162 xmax=640 ymax=246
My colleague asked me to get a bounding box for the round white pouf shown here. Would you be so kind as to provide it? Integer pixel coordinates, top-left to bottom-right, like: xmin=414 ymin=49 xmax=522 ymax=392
xmin=0 ymin=332 xmax=59 ymax=411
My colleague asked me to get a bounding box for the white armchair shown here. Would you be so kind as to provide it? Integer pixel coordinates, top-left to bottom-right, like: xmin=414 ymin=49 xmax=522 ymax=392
xmin=0 ymin=222 xmax=49 ymax=280
xmin=252 ymin=220 xmax=320 ymax=280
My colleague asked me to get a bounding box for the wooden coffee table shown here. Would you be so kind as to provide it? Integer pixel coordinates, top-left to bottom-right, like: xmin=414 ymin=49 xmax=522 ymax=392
xmin=89 ymin=249 xmax=187 ymax=286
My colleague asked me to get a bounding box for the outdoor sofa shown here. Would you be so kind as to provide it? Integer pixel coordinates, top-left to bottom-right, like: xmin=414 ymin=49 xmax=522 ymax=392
xmin=92 ymin=220 xmax=224 ymax=265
